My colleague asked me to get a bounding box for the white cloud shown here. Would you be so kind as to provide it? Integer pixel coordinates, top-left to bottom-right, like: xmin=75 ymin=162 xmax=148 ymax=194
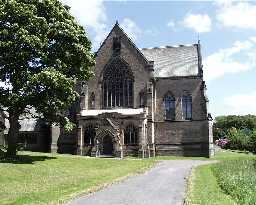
xmin=224 ymin=91 xmax=256 ymax=115
xmin=167 ymin=20 xmax=175 ymax=28
xmin=60 ymin=0 xmax=108 ymax=48
xmin=182 ymin=13 xmax=212 ymax=33
xmin=120 ymin=18 xmax=142 ymax=41
xmin=203 ymin=38 xmax=256 ymax=81
xmin=250 ymin=36 xmax=256 ymax=43
xmin=216 ymin=1 xmax=256 ymax=29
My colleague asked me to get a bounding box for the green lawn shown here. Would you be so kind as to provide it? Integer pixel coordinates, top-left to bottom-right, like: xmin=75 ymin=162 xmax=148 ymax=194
xmin=186 ymin=150 xmax=256 ymax=205
xmin=2 ymin=150 xmax=255 ymax=205
xmin=186 ymin=164 xmax=237 ymax=205
xmin=0 ymin=152 xmax=155 ymax=205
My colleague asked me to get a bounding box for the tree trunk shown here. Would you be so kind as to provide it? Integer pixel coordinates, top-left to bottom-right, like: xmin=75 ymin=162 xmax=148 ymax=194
xmin=6 ymin=113 xmax=20 ymax=157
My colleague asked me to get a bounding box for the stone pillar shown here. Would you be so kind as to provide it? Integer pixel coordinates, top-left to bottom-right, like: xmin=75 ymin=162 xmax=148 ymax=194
xmin=96 ymin=139 xmax=100 ymax=157
xmin=138 ymin=125 xmax=145 ymax=158
xmin=51 ymin=124 xmax=60 ymax=153
xmin=146 ymin=80 xmax=156 ymax=158
xmin=119 ymin=130 xmax=124 ymax=159
xmin=148 ymin=144 xmax=151 ymax=158
xmin=77 ymin=125 xmax=84 ymax=155
xmin=208 ymin=120 xmax=214 ymax=157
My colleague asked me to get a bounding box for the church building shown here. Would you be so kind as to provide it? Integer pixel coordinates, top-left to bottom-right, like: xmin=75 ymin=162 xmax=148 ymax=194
xmin=1 ymin=22 xmax=213 ymax=157
xmin=66 ymin=22 xmax=213 ymax=157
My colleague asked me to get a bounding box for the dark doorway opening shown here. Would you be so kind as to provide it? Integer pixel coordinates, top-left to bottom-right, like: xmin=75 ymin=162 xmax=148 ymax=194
xmin=102 ymin=135 xmax=113 ymax=155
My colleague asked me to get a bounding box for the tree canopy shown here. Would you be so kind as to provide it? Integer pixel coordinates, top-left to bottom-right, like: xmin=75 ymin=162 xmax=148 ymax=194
xmin=214 ymin=115 xmax=256 ymax=138
xmin=0 ymin=0 xmax=95 ymax=156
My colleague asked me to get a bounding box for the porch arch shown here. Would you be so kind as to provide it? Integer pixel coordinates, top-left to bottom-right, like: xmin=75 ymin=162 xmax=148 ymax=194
xmin=94 ymin=127 xmax=121 ymax=157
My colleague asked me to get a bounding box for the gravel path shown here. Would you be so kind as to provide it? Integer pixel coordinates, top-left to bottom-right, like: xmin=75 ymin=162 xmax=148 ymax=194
xmin=65 ymin=160 xmax=214 ymax=205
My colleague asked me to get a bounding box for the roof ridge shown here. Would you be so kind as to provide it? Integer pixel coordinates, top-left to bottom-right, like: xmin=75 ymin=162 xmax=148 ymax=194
xmin=140 ymin=44 xmax=198 ymax=50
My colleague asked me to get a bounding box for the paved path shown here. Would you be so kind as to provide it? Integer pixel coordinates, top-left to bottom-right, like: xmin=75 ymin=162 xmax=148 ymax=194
xmin=65 ymin=160 xmax=213 ymax=205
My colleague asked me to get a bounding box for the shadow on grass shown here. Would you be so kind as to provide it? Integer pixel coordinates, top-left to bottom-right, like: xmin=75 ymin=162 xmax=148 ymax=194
xmin=0 ymin=154 xmax=56 ymax=164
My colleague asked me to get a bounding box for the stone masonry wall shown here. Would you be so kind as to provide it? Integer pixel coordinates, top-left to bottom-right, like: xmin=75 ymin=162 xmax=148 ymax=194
xmin=152 ymin=77 xmax=210 ymax=156
xmin=87 ymin=28 xmax=151 ymax=110
xmin=154 ymin=77 xmax=207 ymax=121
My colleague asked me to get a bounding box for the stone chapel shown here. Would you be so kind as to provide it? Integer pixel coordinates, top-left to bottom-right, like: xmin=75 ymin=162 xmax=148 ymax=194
xmin=1 ymin=22 xmax=214 ymax=157
xmin=71 ymin=22 xmax=213 ymax=157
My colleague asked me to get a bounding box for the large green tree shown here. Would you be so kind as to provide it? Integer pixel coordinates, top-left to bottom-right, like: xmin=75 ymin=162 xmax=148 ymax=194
xmin=0 ymin=0 xmax=95 ymax=156
xmin=214 ymin=115 xmax=256 ymax=139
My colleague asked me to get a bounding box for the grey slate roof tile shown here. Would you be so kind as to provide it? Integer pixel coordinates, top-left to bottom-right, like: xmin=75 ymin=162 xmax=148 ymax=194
xmin=141 ymin=45 xmax=199 ymax=77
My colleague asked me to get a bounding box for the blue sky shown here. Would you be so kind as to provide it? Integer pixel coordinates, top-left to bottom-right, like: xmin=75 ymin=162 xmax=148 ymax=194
xmin=61 ymin=0 xmax=256 ymax=117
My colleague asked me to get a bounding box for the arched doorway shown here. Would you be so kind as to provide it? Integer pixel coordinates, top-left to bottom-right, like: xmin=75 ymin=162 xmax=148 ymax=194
xmin=102 ymin=134 xmax=113 ymax=155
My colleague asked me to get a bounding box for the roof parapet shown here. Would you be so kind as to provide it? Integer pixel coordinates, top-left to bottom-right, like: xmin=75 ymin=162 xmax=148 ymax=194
xmin=141 ymin=44 xmax=197 ymax=50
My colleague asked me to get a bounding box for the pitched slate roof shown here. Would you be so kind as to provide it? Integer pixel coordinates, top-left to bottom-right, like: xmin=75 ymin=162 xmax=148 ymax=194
xmin=140 ymin=45 xmax=199 ymax=77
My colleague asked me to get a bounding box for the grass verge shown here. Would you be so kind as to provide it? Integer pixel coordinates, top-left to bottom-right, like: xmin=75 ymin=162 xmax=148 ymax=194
xmin=186 ymin=150 xmax=256 ymax=205
xmin=186 ymin=164 xmax=237 ymax=205
xmin=0 ymin=151 xmax=155 ymax=205
xmin=212 ymin=159 xmax=256 ymax=205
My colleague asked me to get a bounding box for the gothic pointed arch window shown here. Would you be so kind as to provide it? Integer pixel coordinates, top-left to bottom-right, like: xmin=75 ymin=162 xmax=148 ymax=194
xmin=102 ymin=57 xmax=134 ymax=108
xmin=124 ymin=124 xmax=138 ymax=145
xmin=84 ymin=124 xmax=96 ymax=145
xmin=182 ymin=93 xmax=192 ymax=120
xmin=164 ymin=93 xmax=175 ymax=120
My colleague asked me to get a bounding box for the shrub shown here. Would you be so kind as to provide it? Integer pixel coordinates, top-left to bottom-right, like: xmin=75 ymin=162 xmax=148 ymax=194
xmin=250 ymin=129 xmax=256 ymax=153
xmin=213 ymin=115 xmax=256 ymax=141
xmin=227 ymin=127 xmax=251 ymax=151
xmin=215 ymin=138 xmax=230 ymax=148
xmin=220 ymin=128 xmax=256 ymax=153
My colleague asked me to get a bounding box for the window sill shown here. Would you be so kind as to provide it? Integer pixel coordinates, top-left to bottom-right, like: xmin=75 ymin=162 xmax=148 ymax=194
xmin=164 ymin=119 xmax=176 ymax=122
xmin=102 ymin=106 xmax=134 ymax=109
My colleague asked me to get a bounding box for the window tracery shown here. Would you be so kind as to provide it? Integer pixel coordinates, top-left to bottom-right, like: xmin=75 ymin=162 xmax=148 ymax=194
xmin=84 ymin=124 xmax=95 ymax=145
xmin=124 ymin=124 xmax=138 ymax=145
xmin=102 ymin=57 xmax=134 ymax=108
xmin=182 ymin=94 xmax=192 ymax=120
xmin=164 ymin=94 xmax=175 ymax=120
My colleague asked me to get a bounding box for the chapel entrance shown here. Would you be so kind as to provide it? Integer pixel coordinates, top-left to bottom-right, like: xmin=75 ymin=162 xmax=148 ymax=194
xmin=102 ymin=134 xmax=113 ymax=155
